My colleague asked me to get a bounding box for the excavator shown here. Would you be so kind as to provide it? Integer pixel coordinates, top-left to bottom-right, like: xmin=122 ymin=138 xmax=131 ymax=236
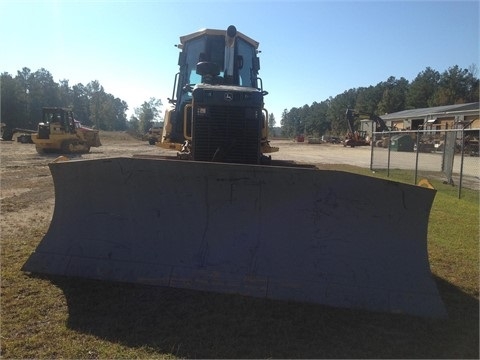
xmin=345 ymin=109 xmax=395 ymax=148
xmin=22 ymin=26 xmax=446 ymax=318
xmin=344 ymin=109 xmax=372 ymax=147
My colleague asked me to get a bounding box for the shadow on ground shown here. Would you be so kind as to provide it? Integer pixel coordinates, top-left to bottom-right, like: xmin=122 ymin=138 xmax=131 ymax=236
xmin=40 ymin=274 xmax=479 ymax=359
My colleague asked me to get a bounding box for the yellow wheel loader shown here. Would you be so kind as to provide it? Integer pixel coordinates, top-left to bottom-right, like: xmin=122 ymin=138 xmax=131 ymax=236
xmin=31 ymin=107 xmax=101 ymax=154
xmin=23 ymin=26 xmax=446 ymax=318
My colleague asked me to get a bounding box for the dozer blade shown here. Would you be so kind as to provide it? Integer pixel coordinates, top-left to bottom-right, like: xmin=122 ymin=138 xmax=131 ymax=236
xmin=22 ymin=157 xmax=446 ymax=318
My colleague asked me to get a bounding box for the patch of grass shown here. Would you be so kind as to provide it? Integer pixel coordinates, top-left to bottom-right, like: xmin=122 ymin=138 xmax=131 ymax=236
xmin=1 ymin=165 xmax=478 ymax=359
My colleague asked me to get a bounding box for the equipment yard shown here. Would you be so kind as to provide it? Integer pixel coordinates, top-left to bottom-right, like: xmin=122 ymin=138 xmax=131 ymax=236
xmin=1 ymin=132 xmax=478 ymax=359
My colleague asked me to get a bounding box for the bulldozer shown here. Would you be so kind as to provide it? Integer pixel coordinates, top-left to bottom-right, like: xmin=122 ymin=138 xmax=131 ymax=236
xmin=158 ymin=25 xmax=278 ymax=163
xmin=31 ymin=107 xmax=102 ymax=154
xmin=22 ymin=26 xmax=446 ymax=318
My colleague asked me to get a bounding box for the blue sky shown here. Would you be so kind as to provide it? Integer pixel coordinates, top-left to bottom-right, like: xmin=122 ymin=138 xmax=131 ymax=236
xmin=1 ymin=0 xmax=478 ymax=123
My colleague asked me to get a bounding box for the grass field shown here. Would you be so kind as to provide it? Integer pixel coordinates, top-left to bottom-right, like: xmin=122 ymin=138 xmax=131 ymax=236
xmin=1 ymin=164 xmax=478 ymax=359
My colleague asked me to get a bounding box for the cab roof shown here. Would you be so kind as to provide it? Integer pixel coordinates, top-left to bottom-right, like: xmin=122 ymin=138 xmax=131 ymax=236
xmin=178 ymin=28 xmax=259 ymax=49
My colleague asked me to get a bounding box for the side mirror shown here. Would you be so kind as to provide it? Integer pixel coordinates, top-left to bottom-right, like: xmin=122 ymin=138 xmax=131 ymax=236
xmin=253 ymin=57 xmax=260 ymax=71
xmin=178 ymin=52 xmax=186 ymax=66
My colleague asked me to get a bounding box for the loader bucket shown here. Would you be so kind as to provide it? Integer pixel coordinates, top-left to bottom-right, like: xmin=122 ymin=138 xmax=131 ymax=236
xmin=22 ymin=157 xmax=446 ymax=318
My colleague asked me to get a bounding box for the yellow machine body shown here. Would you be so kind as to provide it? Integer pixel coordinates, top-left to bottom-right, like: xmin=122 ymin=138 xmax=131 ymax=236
xmin=31 ymin=107 xmax=101 ymax=154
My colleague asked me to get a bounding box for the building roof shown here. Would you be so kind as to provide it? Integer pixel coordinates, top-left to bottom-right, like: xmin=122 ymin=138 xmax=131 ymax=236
xmin=381 ymin=102 xmax=479 ymax=121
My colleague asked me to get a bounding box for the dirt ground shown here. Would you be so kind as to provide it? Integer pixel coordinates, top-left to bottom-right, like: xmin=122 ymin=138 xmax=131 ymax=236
xmin=0 ymin=133 xmax=138 ymax=230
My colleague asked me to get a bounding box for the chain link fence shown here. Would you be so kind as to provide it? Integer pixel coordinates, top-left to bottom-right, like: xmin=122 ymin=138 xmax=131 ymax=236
xmin=370 ymin=128 xmax=479 ymax=197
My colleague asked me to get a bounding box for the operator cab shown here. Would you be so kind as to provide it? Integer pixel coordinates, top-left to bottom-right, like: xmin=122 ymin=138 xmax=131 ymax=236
xmin=175 ymin=25 xmax=261 ymax=98
xmin=165 ymin=25 xmax=265 ymax=146
xmin=38 ymin=107 xmax=76 ymax=139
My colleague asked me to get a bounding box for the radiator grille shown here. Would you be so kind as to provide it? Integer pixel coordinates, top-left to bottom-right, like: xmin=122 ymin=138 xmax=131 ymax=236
xmin=192 ymin=105 xmax=261 ymax=164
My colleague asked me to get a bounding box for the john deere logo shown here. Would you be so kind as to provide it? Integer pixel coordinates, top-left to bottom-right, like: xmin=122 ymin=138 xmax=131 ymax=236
xmin=224 ymin=93 xmax=233 ymax=101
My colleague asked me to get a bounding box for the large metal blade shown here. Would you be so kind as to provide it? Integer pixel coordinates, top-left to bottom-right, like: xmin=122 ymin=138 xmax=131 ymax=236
xmin=22 ymin=157 xmax=446 ymax=318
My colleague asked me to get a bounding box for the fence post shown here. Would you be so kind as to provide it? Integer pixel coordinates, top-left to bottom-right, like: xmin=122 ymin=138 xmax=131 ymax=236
xmin=414 ymin=131 xmax=420 ymax=184
xmin=387 ymin=133 xmax=391 ymax=177
xmin=370 ymin=135 xmax=374 ymax=171
xmin=458 ymin=128 xmax=465 ymax=199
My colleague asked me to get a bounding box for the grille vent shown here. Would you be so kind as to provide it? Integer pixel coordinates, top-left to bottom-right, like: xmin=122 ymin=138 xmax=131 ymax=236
xmin=192 ymin=105 xmax=261 ymax=164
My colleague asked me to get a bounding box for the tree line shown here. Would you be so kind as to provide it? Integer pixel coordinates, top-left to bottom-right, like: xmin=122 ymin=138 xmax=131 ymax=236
xmin=1 ymin=67 xmax=162 ymax=134
xmin=1 ymin=65 xmax=477 ymax=138
xmin=280 ymin=65 xmax=479 ymax=138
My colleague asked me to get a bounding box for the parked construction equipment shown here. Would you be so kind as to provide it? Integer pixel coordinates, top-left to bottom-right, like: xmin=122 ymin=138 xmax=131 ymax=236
xmin=31 ymin=107 xmax=101 ymax=154
xmin=145 ymin=124 xmax=163 ymax=145
xmin=345 ymin=109 xmax=395 ymax=148
xmin=344 ymin=109 xmax=370 ymax=147
xmin=0 ymin=126 xmax=36 ymax=143
xmin=22 ymin=26 xmax=446 ymax=318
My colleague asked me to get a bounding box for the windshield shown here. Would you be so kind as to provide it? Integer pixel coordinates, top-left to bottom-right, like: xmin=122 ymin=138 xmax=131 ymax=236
xmin=237 ymin=37 xmax=257 ymax=87
xmin=180 ymin=34 xmax=258 ymax=89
